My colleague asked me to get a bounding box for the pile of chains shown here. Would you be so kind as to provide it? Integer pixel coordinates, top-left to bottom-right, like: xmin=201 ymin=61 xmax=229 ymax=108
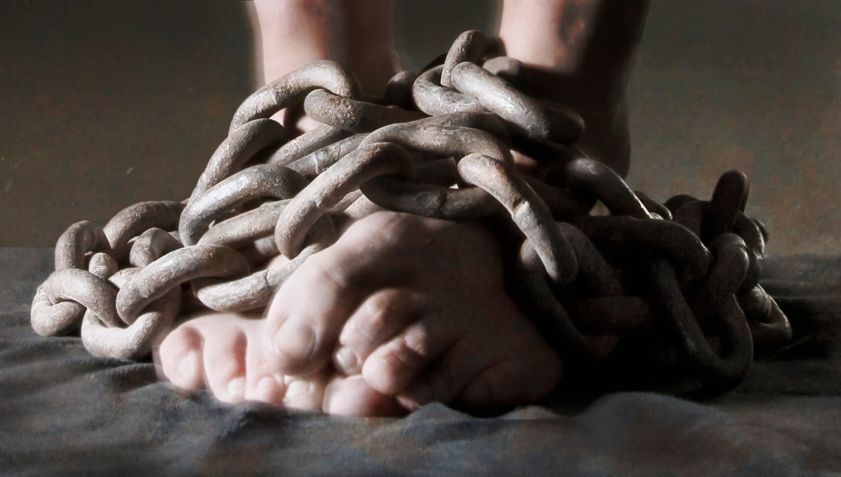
xmin=31 ymin=31 xmax=791 ymax=392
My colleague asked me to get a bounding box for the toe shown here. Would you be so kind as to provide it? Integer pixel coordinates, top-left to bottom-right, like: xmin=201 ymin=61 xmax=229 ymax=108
xmin=250 ymin=374 xmax=286 ymax=405
xmin=265 ymin=251 xmax=370 ymax=376
xmin=323 ymin=375 xmax=403 ymax=417
xmin=456 ymin=351 xmax=563 ymax=413
xmin=282 ymin=372 xmax=329 ymax=412
xmin=264 ymin=213 xmax=420 ymax=377
xmin=396 ymin=338 xmax=487 ymax=410
xmin=333 ymin=288 xmax=425 ymax=375
xmin=200 ymin=320 xmax=248 ymax=403
xmin=241 ymin=319 xmax=286 ymax=405
xmin=158 ymin=323 xmax=205 ymax=391
xmin=362 ymin=320 xmax=456 ymax=395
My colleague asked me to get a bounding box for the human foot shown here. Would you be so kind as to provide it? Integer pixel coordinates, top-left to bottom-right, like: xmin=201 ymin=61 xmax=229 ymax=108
xmin=266 ymin=211 xmax=562 ymax=413
xmin=156 ymin=309 xmax=398 ymax=416
xmin=498 ymin=0 xmax=650 ymax=176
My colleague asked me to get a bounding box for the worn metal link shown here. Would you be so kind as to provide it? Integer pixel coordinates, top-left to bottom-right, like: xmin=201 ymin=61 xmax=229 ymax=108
xmin=550 ymin=158 xmax=651 ymax=219
xmin=32 ymin=268 xmax=120 ymax=335
xmin=195 ymin=215 xmax=336 ymax=312
xmin=358 ymin=121 xmax=513 ymax=220
xmin=179 ymin=164 xmax=307 ymax=246
xmin=275 ymin=142 xmax=414 ymax=258
xmin=266 ymin=124 xmax=350 ymax=167
xmin=229 ymin=60 xmax=359 ymax=134
xmin=116 ymin=245 xmax=250 ymax=323
xmin=191 ymin=118 xmax=292 ymax=199
xmin=303 ymin=89 xmax=424 ymax=133
xmin=81 ymin=267 xmax=181 ymax=359
xmin=457 ymin=153 xmax=578 ymax=286
xmin=450 ymin=62 xmax=585 ymax=144
xmin=31 ymin=29 xmax=792 ymax=393
xmin=88 ymin=252 xmax=119 ymax=279
xmin=441 ymin=30 xmax=504 ymax=88
xmin=412 ymin=65 xmax=486 ymax=117
xmin=129 ymin=227 xmax=182 ymax=267
xmin=55 ymin=220 xmax=111 ymax=270
xmin=643 ymin=234 xmax=753 ymax=391
xmin=288 ymin=134 xmax=367 ymax=179
xmin=103 ymin=201 xmax=184 ymax=257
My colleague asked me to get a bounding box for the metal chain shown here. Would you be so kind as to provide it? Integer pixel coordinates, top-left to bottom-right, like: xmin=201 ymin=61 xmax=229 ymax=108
xmin=29 ymin=30 xmax=791 ymax=393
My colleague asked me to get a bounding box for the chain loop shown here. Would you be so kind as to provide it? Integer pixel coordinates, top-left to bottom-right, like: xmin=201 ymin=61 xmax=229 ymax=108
xmin=303 ymin=88 xmax=424 ymax=133
xmin=31 ymin=268 xmax=120 ymax=336
xmin=275 ymin=142 xmax=414 ymax=258
xmin=116 ymin=245 xmax=249 ymax=322
xmin=103 ymin=201 xmax=184 ymax=257
xmin=81 ymin=267 xmax=181 ymax=359
xmin=441 ymin=30 xmax=504 ymax=88
xmin=195 ymin=215 xmax=336 ymax=311
xmin=644 ymin=234 xmax=753 ymax=391
xmin=450 ymin=62 xmax=585 ymax=144
xmin=129 ymin=227 xmax=182 ymax=267
xmin=88 ymin=252 xmax=119 ymax=279
xmin=549 ymin=158 xmax=651 ymax=219
xmin=55 ymin=220 xmax=111 ymax=270
xmin=229 ymin=60 xmax=359 ymax=134
xmin=179 ymin=164 xmax=307 ymax=246
xmin=458 ymin=153 xmax=579 ymax=286
xmin=191 ymin=118 xmax=291 ymax=199
xmin=412 ymin=65 xmax=486 ymax=117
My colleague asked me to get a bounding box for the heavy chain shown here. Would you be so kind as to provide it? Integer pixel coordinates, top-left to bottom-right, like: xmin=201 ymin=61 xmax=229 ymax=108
xmin=30 ymin=30 xmax=790 ymax=393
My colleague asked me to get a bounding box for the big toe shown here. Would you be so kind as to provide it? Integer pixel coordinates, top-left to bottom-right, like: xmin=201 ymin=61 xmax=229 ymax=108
xmin=265 ymin=221 xmax=402 ymax=376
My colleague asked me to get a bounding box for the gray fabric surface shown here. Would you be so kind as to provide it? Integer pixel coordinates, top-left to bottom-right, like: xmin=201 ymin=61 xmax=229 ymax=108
xmin=1 ymin=247 xmax=840 ymax=476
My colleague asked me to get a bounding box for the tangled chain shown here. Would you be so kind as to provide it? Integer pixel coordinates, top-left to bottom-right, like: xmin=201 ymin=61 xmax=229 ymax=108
xmin=30 ymin=31 xmax=791 ymax=392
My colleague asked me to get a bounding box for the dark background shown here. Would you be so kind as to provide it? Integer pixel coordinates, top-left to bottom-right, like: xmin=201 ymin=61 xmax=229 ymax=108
xmin=1 ymin=0 xmax=839 ymax=255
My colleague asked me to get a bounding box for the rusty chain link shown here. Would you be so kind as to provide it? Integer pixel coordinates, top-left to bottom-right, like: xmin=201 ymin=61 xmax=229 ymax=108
xmin=29 ymin=30 xmax=791 ymax=393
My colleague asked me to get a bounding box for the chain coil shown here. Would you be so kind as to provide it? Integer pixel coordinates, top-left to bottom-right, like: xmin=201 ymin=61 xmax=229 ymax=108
xmin=30 ymin=30 xmax=790 ymax=393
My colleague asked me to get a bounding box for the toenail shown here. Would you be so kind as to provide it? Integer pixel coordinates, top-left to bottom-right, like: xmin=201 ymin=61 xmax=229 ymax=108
xmin=272 ymin=318 xmax=316 ymax=362
xmin=227 ymin=377 xmax=245 ymax=399
xmin=364 ymin=357 xmax=401 ymax=393
xmin=177 ymin=351 xmax=198 ymax=382
xmin=334 ymin=347 xmax=359 ymax=374
xmin=257 ymin=376 xmax=278 ymax=395
xmin=285 ymin=380 xmax=311 ymax=398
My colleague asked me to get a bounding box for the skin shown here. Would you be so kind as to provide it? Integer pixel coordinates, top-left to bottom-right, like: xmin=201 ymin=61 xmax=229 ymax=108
xmin=156 ymin=0 xmax=649 ymax=415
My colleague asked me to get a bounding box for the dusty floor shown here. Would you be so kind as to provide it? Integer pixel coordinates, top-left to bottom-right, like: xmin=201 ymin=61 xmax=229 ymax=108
xmin=1 ymin=1 xmax=839 ymax=255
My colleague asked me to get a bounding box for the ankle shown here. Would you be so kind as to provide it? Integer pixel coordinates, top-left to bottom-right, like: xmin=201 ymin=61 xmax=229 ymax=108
xmin=254 ymin=0 xmax=397 ymax=96
xmin=336 ymin=0 xmax=399 ymax=96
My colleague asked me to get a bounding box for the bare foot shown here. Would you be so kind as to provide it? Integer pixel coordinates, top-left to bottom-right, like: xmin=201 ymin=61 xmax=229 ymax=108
xmin=156 ymin=308 xmax=398 ymax=416
xmin=499 ymin=0 xmax=650 ymax=176
xmin=265 ymin=211 xmax=562 ymax=413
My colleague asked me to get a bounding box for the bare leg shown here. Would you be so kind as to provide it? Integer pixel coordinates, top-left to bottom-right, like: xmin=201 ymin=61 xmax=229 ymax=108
xmin=253 ymin=0 xmax=399 ymax=95
xmin=499 ymin=0 xmax=650 ymax=176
